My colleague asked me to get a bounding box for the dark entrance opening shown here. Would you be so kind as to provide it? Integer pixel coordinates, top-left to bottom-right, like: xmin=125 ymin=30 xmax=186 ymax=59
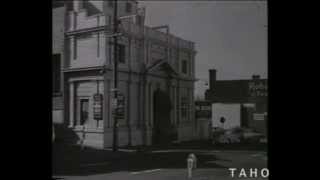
xmin=153 ymin=89 xmax=172 ymax=145
xmin=241 ymin=105 xmax=249 ymax=127
xmin=80 ymin=99 xmax=89 ymax=125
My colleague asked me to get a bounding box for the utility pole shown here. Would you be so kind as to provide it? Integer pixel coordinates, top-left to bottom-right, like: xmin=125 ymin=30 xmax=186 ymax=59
xmin=112 ymin=0 xmax=119 ymax=152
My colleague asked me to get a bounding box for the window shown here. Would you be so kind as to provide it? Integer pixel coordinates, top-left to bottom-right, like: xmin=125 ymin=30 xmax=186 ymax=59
xmin=52 ymin=54 xmax=61 ymax=93
xmin=182 ymin=60 xmax=187 ymax=74
xmin=52 ymin=0 xmax=64 ymax=8
xmin=108 ymin=0 xmax=113 ymax=7
xmin=136 ymin=15 xmax=142 ymax=26
xmin=117 ymin=44 xmax=126 ymax=63
xmin=66 ymin=1 xmax=74 ymax=11
xmin=73 ymin=38 xmax=77 ymax=60
xmin=126 ymin=2 xmax=132 ymax=13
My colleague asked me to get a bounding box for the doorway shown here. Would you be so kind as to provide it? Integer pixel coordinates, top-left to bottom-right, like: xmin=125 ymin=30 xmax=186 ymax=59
xmin=80 ymin=99 xmax=89 ymax=125
xmin=152 ymin=89 xmax=172 ymax=145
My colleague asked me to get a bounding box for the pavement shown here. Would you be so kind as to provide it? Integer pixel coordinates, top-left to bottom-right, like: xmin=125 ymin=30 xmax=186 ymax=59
xmin=52 ymin=141 xmax=268 ymax=180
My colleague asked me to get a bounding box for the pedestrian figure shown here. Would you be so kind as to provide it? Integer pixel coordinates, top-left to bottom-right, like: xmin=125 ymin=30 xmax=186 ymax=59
xmin=188 ymin=153 xmax=197 ymax=169
xmin=187 ymin=153 xmax=197 ymax=179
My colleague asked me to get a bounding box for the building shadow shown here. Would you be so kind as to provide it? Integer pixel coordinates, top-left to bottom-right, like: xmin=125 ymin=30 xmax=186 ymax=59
xmin=52 ymin=145 xmax=226 ymax=177
xmin=53 ymin=123 xmax=80 ymax=145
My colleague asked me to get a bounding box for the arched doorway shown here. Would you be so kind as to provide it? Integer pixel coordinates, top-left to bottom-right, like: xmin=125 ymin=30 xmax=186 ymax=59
xmin=153 ymin=88 xmax=172 ymax=145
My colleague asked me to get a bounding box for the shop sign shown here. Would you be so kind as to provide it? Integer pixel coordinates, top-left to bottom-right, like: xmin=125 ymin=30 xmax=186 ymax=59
xmin=253 ymin=113 xmax=265 ymax=121
xmin=195 ymin=101 xmax=212 ymax=118
xmin=112 ymin=93 xmax=125 ymax=119
xmin=116 ymin=93 xmax=125 ymax=119
xmin=93 ymin=93 xmax=103 ymax=120
xmin=248 ymin=81 xmax=268 ymax=97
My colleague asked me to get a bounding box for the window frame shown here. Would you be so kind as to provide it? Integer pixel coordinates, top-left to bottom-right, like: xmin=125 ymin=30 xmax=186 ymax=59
xmin=182 ymin=60 xmax=188 ymax=74
xmin=117 ymin=44 xmax=126 ymax=64
xmin=126 ymin=2 xmax=132 ymax=13
xmin=52 ymin=54 xmax=61 ymax=94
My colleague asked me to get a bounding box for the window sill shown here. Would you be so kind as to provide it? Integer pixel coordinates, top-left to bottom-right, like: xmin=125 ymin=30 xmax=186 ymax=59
xmin=72 ymin=125 xmax=104 ymax=133
xmin=52 ymin=92 xmax=62 ymax=97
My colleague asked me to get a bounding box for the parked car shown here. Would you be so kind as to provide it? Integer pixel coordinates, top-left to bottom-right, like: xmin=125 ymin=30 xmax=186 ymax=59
xmin=211 ymin=126 xmax=265 ymax=144
xmin=242 ymin=130 xmax=265 ymax=143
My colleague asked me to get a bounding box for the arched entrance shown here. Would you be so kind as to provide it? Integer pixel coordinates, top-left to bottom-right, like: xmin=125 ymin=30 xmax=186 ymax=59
xmin=153 ymin=88 xmax=172 ymax=145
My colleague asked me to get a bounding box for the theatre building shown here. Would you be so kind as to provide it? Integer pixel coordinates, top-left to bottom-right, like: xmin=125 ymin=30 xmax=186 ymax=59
xmin=59 ymin=0 xmax=197 ymax=148
xmin=205 ymin=69 xmax=267 ymax=135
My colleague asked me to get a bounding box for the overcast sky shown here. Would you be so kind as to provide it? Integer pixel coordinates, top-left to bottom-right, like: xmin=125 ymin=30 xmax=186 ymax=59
xmin=138 ymin=1 xmax=268 ymax=98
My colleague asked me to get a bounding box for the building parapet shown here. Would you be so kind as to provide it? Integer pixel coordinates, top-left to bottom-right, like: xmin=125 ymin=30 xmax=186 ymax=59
xmin=66 ymin=14 xmax=194 ymax=51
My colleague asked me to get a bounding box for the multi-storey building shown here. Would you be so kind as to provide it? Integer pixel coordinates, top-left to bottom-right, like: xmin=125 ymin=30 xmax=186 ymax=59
xmin=56 ymin=0 xmax=196 ymax=148
xmin=52 ymin=1 xmax=66 ymax=126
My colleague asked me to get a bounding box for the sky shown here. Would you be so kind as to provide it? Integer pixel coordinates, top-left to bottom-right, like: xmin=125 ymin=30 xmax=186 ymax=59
xmin=139 ymin=0 xmax=268 ymax=99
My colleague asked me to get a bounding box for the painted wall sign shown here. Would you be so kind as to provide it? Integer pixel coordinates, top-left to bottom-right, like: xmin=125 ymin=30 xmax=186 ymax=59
xmin=248 ymin=81 xmax=268 ymax=97
xmin=253 ymin=113 xmax=265 ymax=121
xmin=195 ymin=101 xmax=212 ymax=118
xmin=114 ymin=93 xmax=125 ymax=119
xmin=112 ymin=92 xmax=125 ymax=119
xmin=93 ymin=93 xmax=103 ymax=120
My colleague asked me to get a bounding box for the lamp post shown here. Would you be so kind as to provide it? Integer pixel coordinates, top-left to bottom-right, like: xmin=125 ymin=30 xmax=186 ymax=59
xmin=112 ymin=0 xmax=119 ymax=152
xmin=111 ymin=0 xmax=138 ymax=152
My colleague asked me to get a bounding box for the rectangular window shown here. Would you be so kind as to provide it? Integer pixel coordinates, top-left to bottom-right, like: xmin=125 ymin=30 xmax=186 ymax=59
xmin=182 ymin=60 xmax=187 ymax=74
xmin=52 ymin=54 xmax=61 ymax=93
xmin=108 ymin=0 xmax=113 ymax=7
xmin=73 ymin=38 xmax=77 ymax=60
xmin=117 ymin=44 xmax=126 ymax=63
xmin=66 ymin=1 xmax=74 ymax=11
xmin=126 ymin=2 xmax=132 ymax=13
xmin=136 ymin=15 xmax=142 ymax=26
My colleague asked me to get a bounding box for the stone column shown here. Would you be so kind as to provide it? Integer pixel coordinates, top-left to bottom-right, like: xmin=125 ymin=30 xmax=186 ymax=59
xmin=137 ymin=81 xmax=141 ymax=127
xmin=68 ymin=12 xmax=74 ymax=31
xmin=104 ymin=79 xmax=111 ymax=128
xmin=148 ymin=83 xmax=152 ymax=126
xmin=69 ymin=37 xmax=74 ymax=64
xmin=170 ymin=84 xmax=174 ymax=125
xmin=127 ymin=80 xmax=132 ymax=146
xmin=176 ymin=83 xmax=180 ymax=125
xmin=149 ymin=84 xmax=154 ymax=127
xmin=107 ymin=79 xmax=113 ymax=128
xmin=69 ymin=82 xmax=75 ymax=127
xmin=144 ymin=82 xmax=150 ymax=127
xmin=141 ymin=79 xmax=148 ymax=145
xmin=173 ymin=85 xmax=177 ymax=125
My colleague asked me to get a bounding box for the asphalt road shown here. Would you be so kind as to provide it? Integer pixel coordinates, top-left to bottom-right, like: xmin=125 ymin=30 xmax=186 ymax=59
xmin=52 ymin=145 xmax=268 ymax=180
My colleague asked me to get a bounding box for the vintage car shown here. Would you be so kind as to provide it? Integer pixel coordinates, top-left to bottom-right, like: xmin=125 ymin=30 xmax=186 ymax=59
xmin=212 ymin=127 xmax=265 ymax=144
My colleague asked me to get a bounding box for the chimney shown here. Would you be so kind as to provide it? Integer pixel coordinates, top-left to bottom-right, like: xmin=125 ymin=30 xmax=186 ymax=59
xmin=252 ymin=74 xmax=260 ymax=80
xmin=209 ymin=69 xmax=217 ymax=90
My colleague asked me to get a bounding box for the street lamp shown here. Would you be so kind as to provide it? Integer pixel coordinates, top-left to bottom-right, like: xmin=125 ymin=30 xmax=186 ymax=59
xmin=110 ymin=0 xmax=139 ymax=152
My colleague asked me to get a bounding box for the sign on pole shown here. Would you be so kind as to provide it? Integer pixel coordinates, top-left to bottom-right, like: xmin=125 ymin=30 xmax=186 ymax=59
xmin=93 ymin=93 xmax=103 ymax=120
xmin=117 ymin=93 xmax=125 ymax=119
xmin=195 ymin=101 xmax=212 ymax=118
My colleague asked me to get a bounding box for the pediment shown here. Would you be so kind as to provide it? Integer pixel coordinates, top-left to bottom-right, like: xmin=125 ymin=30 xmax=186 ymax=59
xmin=146 ymin=60 xmax=179 ymax=78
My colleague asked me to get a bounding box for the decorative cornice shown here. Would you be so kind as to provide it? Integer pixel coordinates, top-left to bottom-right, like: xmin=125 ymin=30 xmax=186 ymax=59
xmin=65 ymin=26 xmax=111 ymax=36
xmin=63 ymin=66 xmax=104 ymax=73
